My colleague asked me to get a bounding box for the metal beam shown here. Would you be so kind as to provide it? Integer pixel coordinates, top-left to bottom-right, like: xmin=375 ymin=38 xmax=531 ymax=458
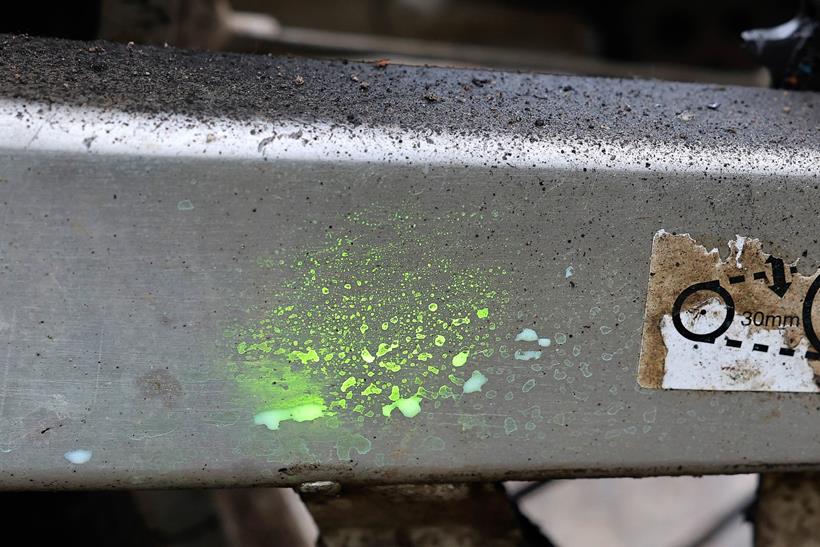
xmin=0 ymin=35 xmax=818 ymax=489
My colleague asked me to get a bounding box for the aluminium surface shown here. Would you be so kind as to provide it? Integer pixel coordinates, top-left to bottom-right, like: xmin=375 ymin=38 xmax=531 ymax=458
xmin=0 ymin=35 xmax=818 ymax=490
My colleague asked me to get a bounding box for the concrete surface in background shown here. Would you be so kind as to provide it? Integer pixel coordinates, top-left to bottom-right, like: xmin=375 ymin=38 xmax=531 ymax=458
xmin=509 ymin=475 xmax=756 ymax=547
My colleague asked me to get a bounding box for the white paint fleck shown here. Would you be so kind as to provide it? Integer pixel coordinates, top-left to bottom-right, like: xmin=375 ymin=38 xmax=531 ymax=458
xmin=537 ymin=337 xmax=551 ymax=347
xmin=64 ymin=449 xmax=92 ymax=464
xmin=514 ymin=328 xmax=538 ymax=342
xmin=514 ymin=350 xmax=542 ymax=361
xmin=462 ymin=370 xmax=488 ymax=393
xmin=177 ymin=199 xmax=194 ymax=211
xmin=565 ymin=265 xmax=574 ymax=278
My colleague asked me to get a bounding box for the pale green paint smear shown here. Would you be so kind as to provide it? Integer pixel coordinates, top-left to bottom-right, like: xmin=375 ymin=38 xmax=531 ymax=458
xmin=64 ymin=449 xmax=92 ymax=464
xmin=515 ymin=328 xmax=538 ymax=342
xmin=382 ymin=395 xmax=423 ymax=418
xmin=463 ymin=370 xmax=488 ymax=393
xmin=336 ymin=433 xmax=372 ymax=459
xmin=254 ymin=404 xmax=326 ymax=430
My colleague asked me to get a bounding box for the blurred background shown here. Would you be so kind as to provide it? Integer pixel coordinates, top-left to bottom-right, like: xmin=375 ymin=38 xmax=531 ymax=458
xmin=2 ymin=0 xmax=815 ymax=86
xmin=0 ymin=0 xmax=816 ymax=545
xmin=0 ymin=475 xmax=758 ymax=546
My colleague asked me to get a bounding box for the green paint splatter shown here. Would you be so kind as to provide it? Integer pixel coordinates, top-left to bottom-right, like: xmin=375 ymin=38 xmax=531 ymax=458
xmin=452 ymin=350 xmax=469 ymax=367
xmin=228 ymin=208 xmax=509 ymax=429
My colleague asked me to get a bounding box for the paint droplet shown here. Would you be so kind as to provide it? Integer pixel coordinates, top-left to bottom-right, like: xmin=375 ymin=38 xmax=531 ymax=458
xmin=64 ymin=449 xmax=92 ymax=464
xmin=515 ymin=328 xmax=538 ymax=342
xmin=428 ymin=303 xmax=438 ymax=311
xmin=361 ymin=348 xmax=375 ymax=363
xmin=452 ymin=350 xmax=470 ymax=367
xmin=177 ymin=199 xmax=194 ymax=211
xmin=555 ymin=333 xmax=567 ymax=344
xmin=341 ymin=376 xmax=357 ymax=392
xmin=476 ymin=307 xmax=489 ymax=319
xmin=600 ymin=325 xmax=613 ymax=335
xmin=565 ymin=266 xmax=574 ymax=278
xmin=514 ymin=350 xmax=541 ymax=361
xmin=463 ymin=370 xmax=488 ymax=393
xmin=422 ymin=436 xmax=446 ymax=451
xmin=504 ymin=417 xmax=518 ymax=435
xmin=522 ymin=379 xmax=536 ymax=392
xmin=538 ymin=338 xmax=551 ymax=347
xmin=336 ymin=433 xmax=372 ymax=459
xmin=434 ymin=335 xmax=446 ymax=346
xmin=254 ymin=404 xmax=325 ymax=430
xmin=382 ymin=395 xmax=423 ymax=418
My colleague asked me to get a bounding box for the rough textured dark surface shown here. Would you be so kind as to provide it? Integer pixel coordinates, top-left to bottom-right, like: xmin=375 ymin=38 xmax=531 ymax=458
xmin=0 ymin=34 xmax=816 ymax=151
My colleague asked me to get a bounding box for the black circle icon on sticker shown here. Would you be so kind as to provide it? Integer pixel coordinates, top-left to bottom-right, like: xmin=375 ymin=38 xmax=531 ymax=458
xmin=672 ymin=280 xmax=735 ymax=344
xmin=803 ymin=276 xmax=820 ymax=352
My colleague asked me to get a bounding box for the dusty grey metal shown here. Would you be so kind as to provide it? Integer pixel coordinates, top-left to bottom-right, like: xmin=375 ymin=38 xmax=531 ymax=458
xmin=0 ymin=35 xmax=818 ymax=490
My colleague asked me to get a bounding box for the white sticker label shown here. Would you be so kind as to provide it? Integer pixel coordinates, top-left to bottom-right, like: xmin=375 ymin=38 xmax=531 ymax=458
xmin=639 ymin=230 xmax=820 ymax=392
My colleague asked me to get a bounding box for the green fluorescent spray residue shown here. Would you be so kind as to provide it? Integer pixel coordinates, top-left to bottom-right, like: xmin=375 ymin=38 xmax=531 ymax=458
xmin=229 ymin=208 xmax=509 ymax=429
